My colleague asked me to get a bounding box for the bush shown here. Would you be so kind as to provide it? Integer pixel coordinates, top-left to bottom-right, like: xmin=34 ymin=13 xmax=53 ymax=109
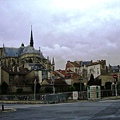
xmin=1 ymin=81 xmax=9 ymax=94
xmin=31 ymin=83 xmax=41 ymax=93
xmin=16 ymin=88 xmax=23 ymax=94
xmin=68 ymin=86 xmax=75 ymax=91
xmin=45 ymin=87 xmax=52 ymax=93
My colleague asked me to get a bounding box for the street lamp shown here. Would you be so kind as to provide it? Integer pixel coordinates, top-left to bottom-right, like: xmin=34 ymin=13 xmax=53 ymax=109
xmin=34 ymin=79 xmax=36 ymax=100
xmin=52 ymin=76 xmax=55 ymax=94
xmin=79 ymin=78 xmax=83 ymax=99
xmin=113 ymin=74 xmax=118 ymax=98
xmin=115 ymin=80 xmax=118 ymax=98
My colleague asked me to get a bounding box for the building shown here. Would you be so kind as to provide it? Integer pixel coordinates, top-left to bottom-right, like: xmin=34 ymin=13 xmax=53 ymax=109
xmin=0 ymin=27 xmax=55 ymax=93
xmin=87 ymin=60 xmax=107 ymax=80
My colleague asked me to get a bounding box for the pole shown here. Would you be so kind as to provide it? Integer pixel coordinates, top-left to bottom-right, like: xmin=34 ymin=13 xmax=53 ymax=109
xmin=2 ymin=104 xmax=4 ymax=111
xmin=115 ymin=82 xmax=117 ymax=98
xmin=34 ymin=79 xmax=36 ymax=100
xmin=80 ymin=81 xmax=81 ymax=99
xmin=53 ymin=84 xmax=55 ymax=94
xmin=52 ymin=76 xmax=55 ymax=94
xmin=79 ymin=78 xmax=83 ymax=99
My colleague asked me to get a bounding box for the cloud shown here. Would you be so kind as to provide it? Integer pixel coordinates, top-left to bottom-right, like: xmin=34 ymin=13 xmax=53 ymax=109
xmin=0 ymin=0 xmax=120 ymax=69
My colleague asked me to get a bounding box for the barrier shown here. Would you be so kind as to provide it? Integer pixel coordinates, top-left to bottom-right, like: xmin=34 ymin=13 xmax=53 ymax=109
xmin=87 ymin=85 xmax=101 ymax=100
xmin=43 ymin=93 xmax=67 ymax=104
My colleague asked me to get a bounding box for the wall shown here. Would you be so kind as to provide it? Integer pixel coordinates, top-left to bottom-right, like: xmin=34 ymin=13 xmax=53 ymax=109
xmin=87 ymin=64 xmax=101 ymax=79
xmin=98 ymin=75 xmax=114 ymax=86
xmin=2 ymin=69 xmax=9 ymax=85
xmin=25 ymin=71 xmax=35 ymax=84
xmin=38 ymin=71 xmax=42 ymax=84
xmin=0 ymin=67 xmax=1 ymax=84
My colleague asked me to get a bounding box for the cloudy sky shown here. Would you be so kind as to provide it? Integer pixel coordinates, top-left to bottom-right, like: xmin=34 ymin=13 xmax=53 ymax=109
xmin=0 ymin=0 xmax=120 ymax=69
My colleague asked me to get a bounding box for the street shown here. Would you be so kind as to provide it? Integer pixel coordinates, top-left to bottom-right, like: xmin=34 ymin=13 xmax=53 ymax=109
xmin=0 ymin=99 xmax=120 ymax=120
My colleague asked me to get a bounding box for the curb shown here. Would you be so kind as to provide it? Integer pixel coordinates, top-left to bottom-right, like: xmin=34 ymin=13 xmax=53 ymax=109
xmin=0 ymin=108 xmax=16 ymax=113
xmin=0 ymin=100 xmax=44 ymax=104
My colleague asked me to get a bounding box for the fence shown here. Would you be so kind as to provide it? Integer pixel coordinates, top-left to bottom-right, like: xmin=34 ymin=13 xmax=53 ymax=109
xmin=0 ymin=92 xmax=70 ymax=102
xmin=43 ymin=93 xmax=68 ymax=104
xmin=0 ymin=89 xmax=120 ymax=102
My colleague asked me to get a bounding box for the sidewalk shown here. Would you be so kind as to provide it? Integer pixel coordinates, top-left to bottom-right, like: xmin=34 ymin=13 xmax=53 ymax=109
xmin=0 ymin=100 xmax=44 ymax=104
xmin=101 ymin=95 xmax=120 ymax=100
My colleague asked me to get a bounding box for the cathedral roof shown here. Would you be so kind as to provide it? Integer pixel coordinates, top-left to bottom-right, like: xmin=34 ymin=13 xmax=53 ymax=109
xmin=5 ymin=47 xmax=21 ymax=57
xmin=4 ymin=46 xmax=45 ymax=59
xmin=21 ymin=45 xmax=39 ymax=55
xmin=3 ymin=27 xmax=45 ymax=59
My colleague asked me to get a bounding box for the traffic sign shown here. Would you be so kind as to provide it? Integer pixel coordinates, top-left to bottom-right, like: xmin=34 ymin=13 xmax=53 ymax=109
xmin=113 ymin=74 xmax=118 ymax=79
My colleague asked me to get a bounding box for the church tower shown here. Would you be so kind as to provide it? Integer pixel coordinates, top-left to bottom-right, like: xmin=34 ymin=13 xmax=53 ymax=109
xmin=30 ymin=25 xmax=34 ymax=47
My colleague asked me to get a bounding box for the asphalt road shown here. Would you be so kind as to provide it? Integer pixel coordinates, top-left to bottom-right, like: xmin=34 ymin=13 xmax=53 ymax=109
xmin=0 ymin=99 xmax=120 ymax=120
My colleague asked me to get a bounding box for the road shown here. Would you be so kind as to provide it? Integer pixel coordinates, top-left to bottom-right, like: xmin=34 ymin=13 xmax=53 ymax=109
xmin=0 ymin=99 xmax=120 ymax=120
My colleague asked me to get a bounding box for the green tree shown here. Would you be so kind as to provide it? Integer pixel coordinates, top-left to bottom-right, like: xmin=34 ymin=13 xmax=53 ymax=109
xmin=45 ymin=87 xmax=52 ymax=93
xmin=73 ymin=83 xmax=80 ymax=91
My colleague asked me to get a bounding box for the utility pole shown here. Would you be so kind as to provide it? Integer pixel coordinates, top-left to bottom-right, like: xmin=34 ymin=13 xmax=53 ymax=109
xmin=52 ymin=76 xmax=55 ymax=94
xmin=113 ymin=74 xmax=118 ymax=98
xmin=34 ymin=79 xmax=36 ymax=100
xmin=79 ymin=78 xmax=83 ymax=99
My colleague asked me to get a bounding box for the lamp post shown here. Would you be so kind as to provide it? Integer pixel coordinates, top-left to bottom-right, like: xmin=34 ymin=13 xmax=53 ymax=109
xmin=113 ymin=74 xmax=118 ymax=98
xmin=115 ymin=81 xmax=117 ymax=98
xmin=52 ymin=76 xmax=55 ymax=94
xmin=79 ymin=78 xmax=83 ymax=99
xmin=34 ymin=79 xmax=36 ymax=100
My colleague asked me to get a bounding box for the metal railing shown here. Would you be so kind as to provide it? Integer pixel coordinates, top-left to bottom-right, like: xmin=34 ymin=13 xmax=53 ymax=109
xmin=0 ymin=90 xmax=119 ymax=102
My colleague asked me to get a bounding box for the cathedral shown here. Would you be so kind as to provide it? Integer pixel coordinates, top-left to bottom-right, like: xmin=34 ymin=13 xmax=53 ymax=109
xmin=0 ymin=27 xmax=55 ymax=93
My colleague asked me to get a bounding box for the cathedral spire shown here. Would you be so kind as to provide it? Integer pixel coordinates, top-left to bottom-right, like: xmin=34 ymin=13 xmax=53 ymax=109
xmin=30 ymin=25 xmax=34 ymax=47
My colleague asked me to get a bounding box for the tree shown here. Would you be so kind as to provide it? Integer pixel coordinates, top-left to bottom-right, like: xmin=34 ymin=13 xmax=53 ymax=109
xmin=105 ymin=82 xmax=112 ymax=89
xmin=87 ymin=74 xmax=95 ymax=86
xmin=73 ymin=83 xmax=80 ymax=91
xmin=31 ymin=82 xmax=41 ymax=93
xmin=88 ymin=74 xmax=101 ymax=86
xmin=73 ymin=83 xmax=84 ymax=91
xmin=45 ymin=87 xmax=52 ymax=93
xmin=1 ymin=81 xmax=9 ymax=94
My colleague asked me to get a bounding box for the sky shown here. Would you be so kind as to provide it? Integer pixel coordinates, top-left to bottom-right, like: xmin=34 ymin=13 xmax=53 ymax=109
xmin=0 ymin=0 xmax=120 ymax=70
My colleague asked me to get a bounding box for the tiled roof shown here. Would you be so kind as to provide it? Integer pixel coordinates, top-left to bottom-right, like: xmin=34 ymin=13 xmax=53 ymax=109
xmin=4 ymin=46 xmax=45 ymax=59
xmin=87 ymin=62 xmax=100 ymax=66
xmin=67 ymin=61 xmax=92 ymax=67
xmin=70 ymin=62 xmax=80 ymax=67
xmin=56 ymin=70 xmax=71 ymax=77
xmin=54 ymin=69 xmax=79 ymax=78
xmin=5 ymin=47 xmax=22 ymax=57
xmin=87 ymin=60 xmax=105 ymax=66
xmin=21 ymin=45 xmax=39 ymax=55
xmin=81 ymin=61 xmax=91 ymax=66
